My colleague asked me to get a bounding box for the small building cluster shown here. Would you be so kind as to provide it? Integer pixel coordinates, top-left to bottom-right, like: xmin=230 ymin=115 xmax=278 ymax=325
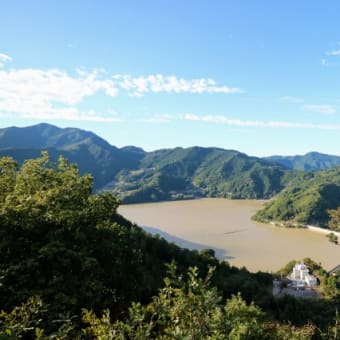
xmin=288 ymin=261 xmax=317 ymax=288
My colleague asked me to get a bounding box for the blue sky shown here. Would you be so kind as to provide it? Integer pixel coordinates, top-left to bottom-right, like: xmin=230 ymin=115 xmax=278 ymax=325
xmin=1 ymin=1 xmax=340 ymax=156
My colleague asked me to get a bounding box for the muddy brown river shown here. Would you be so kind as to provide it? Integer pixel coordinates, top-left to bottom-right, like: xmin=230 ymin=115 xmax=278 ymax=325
xmin=119 ymin=199 xmax=339 ymax=272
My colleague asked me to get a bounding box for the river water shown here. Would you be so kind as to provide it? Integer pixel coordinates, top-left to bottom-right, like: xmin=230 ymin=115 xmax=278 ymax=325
xmin=118 ymin=198 xmax=339 ymax=272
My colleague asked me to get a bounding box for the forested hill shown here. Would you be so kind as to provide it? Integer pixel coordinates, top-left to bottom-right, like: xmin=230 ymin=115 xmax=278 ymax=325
xmin=114 ymin=146 xmax=290 ymax=202
xmin=0 ymin=124 xmax=340 ymax=207
xmin=0 ymin=123 xmax=145 ymax=189
xmin=253 ymin=167 xmax=340 ymax=228
xmin=0 ymin=123 xmax=293 ymax=202
xmin=265 ymin=152 xmax=340 ymax=171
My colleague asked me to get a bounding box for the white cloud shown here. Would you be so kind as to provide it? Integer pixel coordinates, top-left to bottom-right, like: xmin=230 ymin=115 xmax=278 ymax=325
xmin=0 ymin=53 xmax=12 ymax=67
xmin=19 ymin=108 xmax=123 ymax=122
xmin=113 ymin=74 xmax=242 ymax=97
xmin=67 ymin=42 xmax=77 ymax=49
xmin=302 ymin=104 xmax=336 ymax=115
xmin=179 ymin=114 xmax=340 ymax=130
xmin=0 ymin=67 xmax=118 ymax=121
xmin=139 ymin=114 xmax=172 ymax=123
xmin=183 ymin=113 xmax=201 ymax=121
xmin=326 ymin=49 xmax=340 ymax=56
xmin=0 ymin=56 xmax=242 ymax=122
xmin=280 ymin=96 xmax=304 ymax=104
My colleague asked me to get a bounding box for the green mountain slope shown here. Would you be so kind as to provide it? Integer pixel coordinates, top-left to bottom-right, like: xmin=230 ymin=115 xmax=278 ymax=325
xmin=0 ymin=124 xmax=294 ymax=202
xmin=113 ymin=146 xmax=291 ymax=202
xmin=0 ymin=123 xmax=144 ymax=189
xmin=4 ymin=123 xmax=340 ymax=211
xmin=265 ymin=152 xmax=340 ymax=171
xmin=253 ymin=167 xmax=340 ymax=227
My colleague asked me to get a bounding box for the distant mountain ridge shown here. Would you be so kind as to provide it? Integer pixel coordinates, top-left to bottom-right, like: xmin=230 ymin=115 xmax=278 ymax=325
xmin=0 ymin=123 xmax=144 ymax=189
xmin=0 ymin=122 xmax=118 ymax=150
xmin=1 ymin=123 xmax=340 ymax=210
xmin=113 ymin=146 xmax=290 ymax=203
xmin=265 ymin=152 xmax=340 ymax=171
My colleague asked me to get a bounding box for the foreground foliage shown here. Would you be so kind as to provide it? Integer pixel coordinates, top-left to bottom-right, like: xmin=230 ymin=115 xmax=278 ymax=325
xmin=82 ymin=265 xmax=317 ymax=340
xmin=1 ymin=267 xmax=325 ymax=339
xmin=0 ymin=153 xmax=271 ymax=330
xmin=0 ymin=153 xmax=339 ymax=338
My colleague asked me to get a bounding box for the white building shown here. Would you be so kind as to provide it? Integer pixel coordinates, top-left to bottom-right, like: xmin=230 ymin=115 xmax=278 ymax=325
xmin=288 ymin=261 xmax=317 ymax=287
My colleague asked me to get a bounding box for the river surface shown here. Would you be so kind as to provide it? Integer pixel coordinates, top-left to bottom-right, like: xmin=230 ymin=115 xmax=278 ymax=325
xmin=118 ymin=199 xmax=340 ymax=272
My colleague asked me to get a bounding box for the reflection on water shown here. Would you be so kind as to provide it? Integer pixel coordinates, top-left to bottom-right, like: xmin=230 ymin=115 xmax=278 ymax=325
xmin=142 ymin=225 xmax=234 ymax=260
xmin=119 ymin=198 xmax=340 ymax=272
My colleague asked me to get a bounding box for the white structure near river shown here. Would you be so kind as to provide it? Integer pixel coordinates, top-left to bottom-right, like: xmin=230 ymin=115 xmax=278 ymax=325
xmin=288 ymin=261 xmax=317 ymax=288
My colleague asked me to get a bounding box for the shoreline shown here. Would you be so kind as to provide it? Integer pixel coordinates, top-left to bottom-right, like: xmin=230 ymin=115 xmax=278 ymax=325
xmin=269 ymin=221 xmax=340 ymax=238
xmin=120 ymin=199 xmax=339 ymax=272
xmin=305 ymin=225 xmax=340 ymax=238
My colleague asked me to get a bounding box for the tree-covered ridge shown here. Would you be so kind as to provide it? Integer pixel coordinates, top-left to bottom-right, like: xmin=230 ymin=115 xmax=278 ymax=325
xmin=0 ymin=123 xmax=293 ymax=202
xmin=113 ymin=146 xmax=290 ymax=203
xmin=253 ymin=167 xmax=340 ymax=228
xmin=265 ymin=151 xmax=340 ymax=171
xmin=1 ymin=122 xmax=340 ymax=228
xmin=0 ymin=123 xmax=144 ymax=190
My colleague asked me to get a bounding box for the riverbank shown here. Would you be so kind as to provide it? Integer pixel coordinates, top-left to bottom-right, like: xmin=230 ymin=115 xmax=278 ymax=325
xmin=269 ymin=221 xmax=340 ymax=238
xmin=305 ymin=225 xmax=340 ymax=237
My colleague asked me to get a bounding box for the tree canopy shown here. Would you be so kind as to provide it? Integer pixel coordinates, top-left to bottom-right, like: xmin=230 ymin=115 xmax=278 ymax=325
xmin=0 ymin=152 xmax=339 ymax=338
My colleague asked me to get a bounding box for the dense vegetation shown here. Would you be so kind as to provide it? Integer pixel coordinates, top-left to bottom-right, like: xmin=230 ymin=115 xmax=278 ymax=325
xmin=253 ymin=167 xmax=340 ymax=227
xmin=0 ymin=123 xmax=293 ymax=202
xmin=0 ymin=153 xmax=270 ymax=335
xmin=113 ymin=147 xmax=292 ymax=203
xmin=265 ymin=152 xmax=340 ymax=171
xmin=1 ymin=123 xmax=340 ymax=228
xmin=328 ymin=207 xmax=340 ymax=232
xmin=0 ymin=153 xmax=339 ymax=338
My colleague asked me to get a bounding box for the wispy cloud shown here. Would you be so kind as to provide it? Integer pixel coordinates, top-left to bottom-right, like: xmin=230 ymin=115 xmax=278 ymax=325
xmin=302 ymin=104 xmax=336 ymax=115
xmin=140 ymin=113 xmax=340 ymax=130
xmin=19 ymin=108 xmax=123 ymax=122
xmin=280 ymin=96 xmax=304 ymax=104
xmin=321 ymin=59 xmax=328 ymax=66
xmin=326 ymin=49 xmax=340 ymax=56
xmin=67 ymin=42 xmax=77 ymax=49
xmin=112 ymin=74 xmax=242 ymax=97
xmin=139 ymin=114 xmax=173 ymax=123
xmin=0 ymin=53 xmax=12 ymax=67
xmin=179 ymin=113 xmax=340 ymax=130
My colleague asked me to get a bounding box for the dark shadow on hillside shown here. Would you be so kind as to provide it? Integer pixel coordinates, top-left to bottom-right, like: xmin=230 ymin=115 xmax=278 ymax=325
xmin=141 ymin=225 xmax=234 ymax=260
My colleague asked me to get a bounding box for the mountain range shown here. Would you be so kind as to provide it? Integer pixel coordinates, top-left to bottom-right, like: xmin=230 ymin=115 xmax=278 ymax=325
xmin=0 ymin=123 xmax=144 ymax=189
xmin=0 ymin=123 xmax=291 ymax=200
xmin=1 ymin=123 xmax=340 ymax=227
xmin=265 ymin=152 xmax=340 ymax=171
